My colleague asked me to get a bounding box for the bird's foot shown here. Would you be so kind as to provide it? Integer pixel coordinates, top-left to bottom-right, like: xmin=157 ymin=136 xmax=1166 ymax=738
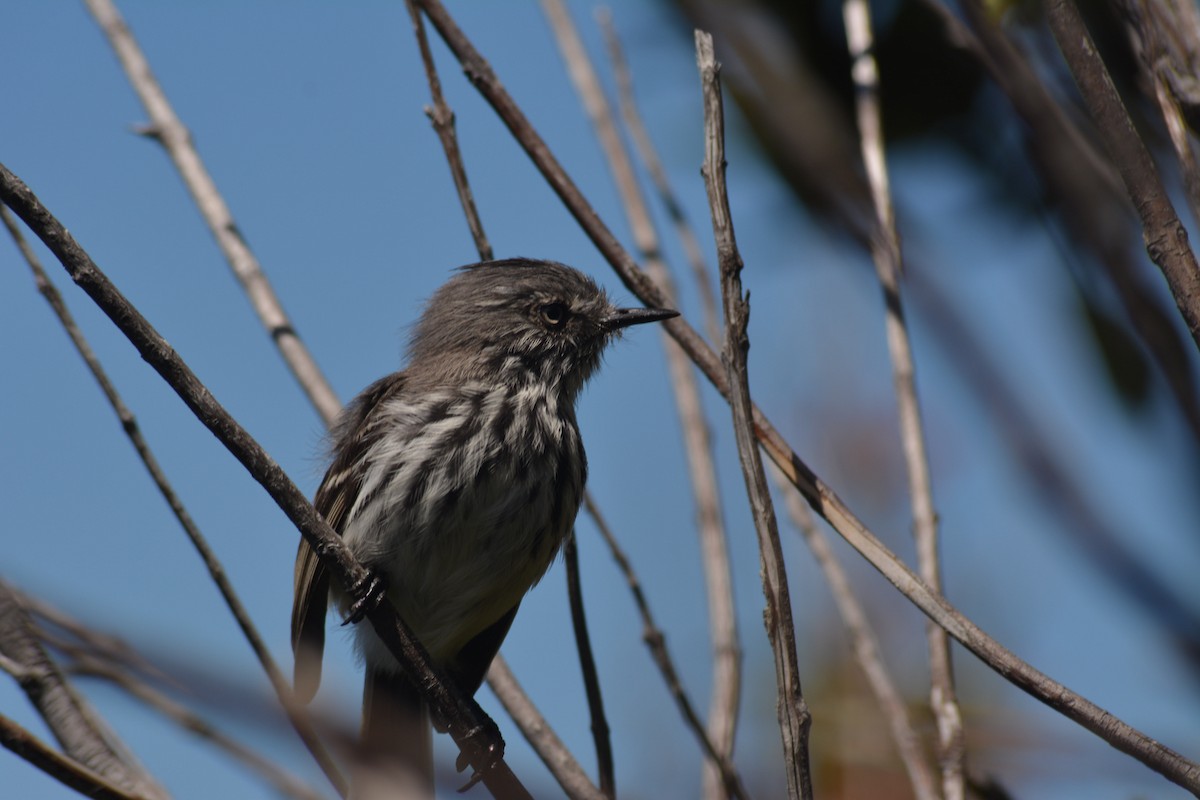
xmin=455 ymin=719 xmax=505 ymax=792
xmin=340 ymin=569 xmax=387 ymax=626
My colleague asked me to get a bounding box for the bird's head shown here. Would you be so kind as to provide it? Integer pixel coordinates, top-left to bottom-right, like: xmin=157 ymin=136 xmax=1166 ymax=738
xmin=406 ymin=258 xmax=677 ymax=398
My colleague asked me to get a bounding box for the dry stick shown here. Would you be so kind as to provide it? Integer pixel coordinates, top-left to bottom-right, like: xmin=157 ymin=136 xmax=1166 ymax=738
xmin=403 ymin=0 xmax=493 ymax=261
xmin=410 ymin=0 xmax=1200 ymax=792
xmin=596 ymin=8 xmax=722 ymax=345
xmin=401 ymin=7 xmax=607 ymax=795
xmin=771 ymin=469 xmax=940 ymax=800
xmin=72 ymin=660 xmax=325 ymax=800
xmin=696 ymin=31 xmax=813 ymax=800
xmin=842 ymin=3 xmax=963 ymax=798
xmin=1046 ymin=0 xmax=1200 ymax=352
xmin=538 ymin=6 xmax=741 ymax=799
xmin=562 ymin=535 xmax=615 ymax=798
xmin=0 ymin=164 xmax=531 ymax=800
xmin=0 ymin=712 xmax=152 ymax=800
xmin=1 ymin=203 xmax=350 ymax=800
xmin=583 ymin=498 xmax=751 ymax=800
xmin=0 ymin=581 xmax=168 ymax=800
xmin=486 ymin=659 xmax=606 ymax=800
xmin=81 ymin=0 xmax=341 ymax=426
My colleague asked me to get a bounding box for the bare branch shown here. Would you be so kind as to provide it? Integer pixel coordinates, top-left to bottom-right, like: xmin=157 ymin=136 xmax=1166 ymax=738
xmin=0 ymin=163 xmax=531 ymax=800
xmin=403 ymin=0 xmax=493 ymax=261
xmin=563 ymin=534 xmax=615 ymax=797
xmin=0 ymin=711 xmax=153 ymax=800
xmin=0 ymin=581 xmax=168 ymax=800
xmin=696 ymin=30 xmax=813 ymax=800
xmin=81 ymin=0 xmax=341 ymax=425
xmin=2 ymin=201 xmax=349 ymax=799
xmin=1046 ymin=0 xmax=1200 ymax=352
xmin=539 ymin=5 xmax=740 ymax=797
xmin=842 ymin=2 xmax=963 ymax=796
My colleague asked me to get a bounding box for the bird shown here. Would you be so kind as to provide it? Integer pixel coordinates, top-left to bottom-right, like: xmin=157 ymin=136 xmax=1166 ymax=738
xmin=290 ymin=258 xmax=676 ymax=792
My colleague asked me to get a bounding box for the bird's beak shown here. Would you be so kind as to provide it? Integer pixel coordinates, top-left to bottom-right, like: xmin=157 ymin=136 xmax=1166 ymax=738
xmin=603 ymin=306 xmax=679 ymax=331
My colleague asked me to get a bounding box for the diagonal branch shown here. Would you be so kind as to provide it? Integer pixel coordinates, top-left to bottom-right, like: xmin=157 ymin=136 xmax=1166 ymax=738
xmin=1046 ymin=0 xmax=1200 ymax=352
xmin=2 ymin=201 xmax=349 ymax=799
xmin=0 ymin=162 xmax=531 ymax=800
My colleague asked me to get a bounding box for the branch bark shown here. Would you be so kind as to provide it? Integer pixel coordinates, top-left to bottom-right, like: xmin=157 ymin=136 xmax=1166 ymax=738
xmin=696 ymin=30 xmax=813 ymax=800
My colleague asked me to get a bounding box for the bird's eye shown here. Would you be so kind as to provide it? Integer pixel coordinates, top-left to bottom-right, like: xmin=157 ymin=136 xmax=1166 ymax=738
xmin=539 ymin=302 xmax=570 ymax=330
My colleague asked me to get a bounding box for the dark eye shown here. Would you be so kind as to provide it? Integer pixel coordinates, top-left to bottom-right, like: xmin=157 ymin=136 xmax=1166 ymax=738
xmin=539 ymin=302 xmax=570 ymax=329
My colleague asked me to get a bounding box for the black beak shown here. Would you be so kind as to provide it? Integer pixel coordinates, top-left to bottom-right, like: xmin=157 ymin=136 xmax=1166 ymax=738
xmin=603 ymin=306 xmax=679 ymax=332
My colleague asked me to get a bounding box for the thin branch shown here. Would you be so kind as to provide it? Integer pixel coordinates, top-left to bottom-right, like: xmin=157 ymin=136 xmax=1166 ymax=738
xmin=403 ymin=0 xmax=493 ymax=260
xmin=1046 ymin=0 xmax=1200 ymax=352
xmin=81 ymin=0 xmax=341 ymax=426
xmin=0 ymin=581 xmax=168 ymax=800
xmin=583 ymin=497 xmax=751 ymax=800
xmin=0 ymin=712 xmax=152 ymax=800
xmin=563 ymin=534 xmax=615 ymax=798
xmin=409 ymin=1 xmax=1200 ymax=791
xmin=696 ymin=30 xmax=813 ymax=800
xmin=73 ymin=660 xmax=325 ymax=800
xmin=597 ymin=8 xmax=722 ymax=345
xmin=771 ymin=466 xmax=940 ymax=800
xmin=539 ymin=6 xmax=741 ymax=798
xmin=842 ymin=2 xmax=963 ymax=797
xmin=0 ymin=163 xmax=531 ymax=800
xmin=485 ymin=659 xmax=607 ymax=800
xmin=2 ymin=202 xmax=349 ymax=799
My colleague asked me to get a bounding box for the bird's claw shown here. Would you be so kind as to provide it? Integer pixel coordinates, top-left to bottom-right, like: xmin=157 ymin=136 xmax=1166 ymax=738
xmin=455 ymin=722 xmax=505 ymax=792
xmin=341 ymin=570 xmax=387 ymax=626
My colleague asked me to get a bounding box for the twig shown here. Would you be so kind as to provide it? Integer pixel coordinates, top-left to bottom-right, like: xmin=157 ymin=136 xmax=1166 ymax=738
xmin=771 ymin=467 xmax=940 ymax=800
xmin=2 ymin=201 xmax=349 ymax=799
xmin=0 ymin=163 xmax=531 ymax=800
xmin=81 ymin=0 xmax=341 ymax=425
xmin=0 ymin=581 xmax=168 ymax=800
xmin=842 ymin=2 xmax=963 ymax=797
xmin=1046 ymin=0 xmax=1200 ymax=353
xmin=73 ymin=659 xmax=325 ymax=800
xmin=0 ymin=712 xmax=152 ymax=800
xmin=597 ymin=8 xmax=721 ymax=345
xmin=539 ymin=5 xmax=741 ymax=797
xmin=695 ymin=30 xmax=813 ymax=800
xmin=563 ymin=534 xmax=615 ymax=798
xmin=403 ymin=0 xmax=493 ymax=260
xmin=409 ymin=0 xmax=1200 ymax=791
xmin=486 ymin=658 xmax=607 ymax=800
xmin=583 ymin=497 xmax=751 ymax=800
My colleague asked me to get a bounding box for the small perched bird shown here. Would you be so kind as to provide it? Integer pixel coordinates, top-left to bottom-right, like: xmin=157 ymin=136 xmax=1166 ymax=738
xmin=291 ymin=258 xmax=676 ymax=790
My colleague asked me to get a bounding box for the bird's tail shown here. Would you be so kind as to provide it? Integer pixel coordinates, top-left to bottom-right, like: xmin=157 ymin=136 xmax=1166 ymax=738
xmin=356 ymin=669 xmax=433 ymax=799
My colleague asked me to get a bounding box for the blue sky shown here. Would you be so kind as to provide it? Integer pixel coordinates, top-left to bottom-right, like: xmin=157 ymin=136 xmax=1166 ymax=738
xmin=2 ymin=2 xmax=1198 ymax=799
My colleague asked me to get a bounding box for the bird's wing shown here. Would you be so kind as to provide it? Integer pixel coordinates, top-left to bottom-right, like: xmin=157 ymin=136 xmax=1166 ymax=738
xmin=291 ymin=372 xmax=406 ymax=701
